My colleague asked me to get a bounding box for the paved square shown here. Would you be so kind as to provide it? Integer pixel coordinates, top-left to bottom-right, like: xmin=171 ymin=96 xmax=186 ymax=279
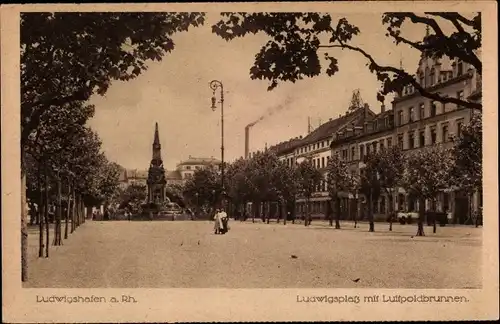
xmin=24 ymin=220 xmax=482 ymax=288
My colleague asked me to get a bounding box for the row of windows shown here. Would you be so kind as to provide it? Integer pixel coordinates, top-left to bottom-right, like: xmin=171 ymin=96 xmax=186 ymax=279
xmin=297 ymin=140 xmax=331 ymax=154
xmin=335 ymin=137 xmax=393 ymax=162
xmin=396 ymin=119 xmax=463 ymax=150
xmin=397 ymin=90 xmax=464 ymax=126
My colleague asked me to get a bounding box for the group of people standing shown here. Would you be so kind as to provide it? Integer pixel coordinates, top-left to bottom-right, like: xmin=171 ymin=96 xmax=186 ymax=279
xmin=213 ymin=208 xmax=229 ymax=235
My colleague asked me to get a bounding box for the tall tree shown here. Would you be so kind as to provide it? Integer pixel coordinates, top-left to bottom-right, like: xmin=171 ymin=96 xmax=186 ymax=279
xmin=326 ymin=155 xmax=355 ymax=229
xmin=450 ymin=113 xmax=482 ymax=226
xmin=402 ymin=147 xmax=454 ymax=236
xmin=359 ymin=154 xmax=384 ymax=232
xmin=212 ymin=12 xmax=481 ymax=110
xmin=183 ymin=166 xmax=221 ymax=212
xmin=368 ymin=146 xmax=406 ymax=231
xmin=296 ymin=159 xmax=323 ymax=226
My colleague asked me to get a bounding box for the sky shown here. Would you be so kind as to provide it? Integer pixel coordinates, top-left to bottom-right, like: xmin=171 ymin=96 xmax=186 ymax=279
xmin=87 ymin=13 xmax=428 ymax=171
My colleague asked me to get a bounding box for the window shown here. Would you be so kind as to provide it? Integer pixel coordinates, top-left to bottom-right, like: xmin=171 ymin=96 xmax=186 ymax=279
xmin=366 ymin=144 xmax=371 ymax=156
xmin=372 ymin=142 xmax=377 ymax=153
xmin=359 ymin=145 xmax=365 ymax=160
xmin=419 ymin=103 xmax=425 ymax=120
xmin=379 ymin=140 xmax=385 ymax=151
xmin=430 ymin=127 xmax=437 ymax=144
xmin=409 ymin=107 xmax=415 ymax=122
xmin=430 ymin=102 xmax=437 ymax=117
xmin=398 ymin=111 xmax=404 ymax=125
xmin=457 ymin=119 xmax=464 ymax=137
xmin=387 ymin=138 xmax=392 ymax=148
xmin=419 ymin=130 xmax=425 ymax=147
xmin=430 ymin=68 xmax=435 ymax=85
xmin=457 ymin=61 xmax=463 ymax=76
xmin=186 ymin=166 xmax=191 ymax=170
xmin=457 ymin=91 xmax=464 ymax=108
xmin=343 ymin=149 xmax=348 ymax=160
xmin=419 ymin=73 xmax=425 ymax=87
xmin=409 ymin=132 xmax=415 ymax=149
xmin=398 ymin=134 xmax=404 ymax=150
xmin=321 ymin=157 xmax=325 ymax=168
xmin=351 ymin=147 xmax=355 ymax=161
xmin=442 ymin=124 xmax=449 ymax=142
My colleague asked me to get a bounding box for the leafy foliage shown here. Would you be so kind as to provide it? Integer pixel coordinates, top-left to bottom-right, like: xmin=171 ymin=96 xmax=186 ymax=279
xmin=212 ymin=12 xmax=481 ymax=110
xmin=183 ymin=166 xmax=221 ymax=208
xmin=119 ymin=183 xmax=147 ymax=211
xmin=450 ymin=113 xmax=482 ymax=192
xmin=402 ymin=147 xmax=453 ymax=200
xmin=296 ymin=159 xmax=323 ymax=200
xmin=326 ymin=155 xmax=355 ymax=199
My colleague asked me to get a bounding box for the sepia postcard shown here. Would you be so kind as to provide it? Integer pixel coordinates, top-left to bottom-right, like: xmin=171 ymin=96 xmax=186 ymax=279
xmin=1 ymin=1 xmax=498 ymax=322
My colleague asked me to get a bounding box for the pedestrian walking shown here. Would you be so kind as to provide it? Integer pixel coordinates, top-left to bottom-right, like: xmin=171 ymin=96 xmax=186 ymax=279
xmin=219 ymin=208 xmax=229 ymax=234
xmin=213 ymin=208 xmax=222 ymax=234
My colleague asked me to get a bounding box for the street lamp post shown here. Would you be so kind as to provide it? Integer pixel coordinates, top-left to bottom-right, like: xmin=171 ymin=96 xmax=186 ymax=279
xmin=210 ymin=80 xmax=226 ymax=207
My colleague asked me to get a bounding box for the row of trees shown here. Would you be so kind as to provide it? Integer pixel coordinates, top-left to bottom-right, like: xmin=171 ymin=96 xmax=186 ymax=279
xmin=182 ymin=113 xmax=482 ymax=237
xmin=20 ymin=12 xmax=206 ymax=281
xmin=24 ymin=100 xmax=122 ymax=258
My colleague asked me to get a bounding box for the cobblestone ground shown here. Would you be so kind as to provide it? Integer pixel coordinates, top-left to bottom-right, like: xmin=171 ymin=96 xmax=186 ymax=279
xmin=24 ymin=220 xmax=482 ymax=288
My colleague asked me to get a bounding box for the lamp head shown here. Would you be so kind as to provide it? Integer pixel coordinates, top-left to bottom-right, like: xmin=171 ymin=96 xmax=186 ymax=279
xmin=211 ymin=96 xmax=217 ymax=111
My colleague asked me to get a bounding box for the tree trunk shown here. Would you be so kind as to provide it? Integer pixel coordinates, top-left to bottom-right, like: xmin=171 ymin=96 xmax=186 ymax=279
xmin=304 ymin=198 xmax=308 ymax=226
xmin=368 ymin=192 xmax=375 ymax=232
xmin=416 ymin=197 xmax=425 ymax=236
xmin=335 ymin=197 xmax=341 ymax=229
xmin=251 ymin=201 xmax=255 ymax=223
xmin=38 ymin=164 xmax=44 ymax=258
xmin=44 ymin=166 xmax=50 ymax=258
xmin=388 ymin=192 xmax=394 ymax=232
xmin=21 ymin=150 xmax=29 ymax=282
xmin=432 ymin=198 xmax=437 ymax=234
xmin=266 ymin=201 xmax=270 ymax=224
xmin=283 ymin=200 xmax=287 ymax=225
xmin=71 ymin=187 xmax=76 ymax=233
xmin=328 ymin=199 xmax=333 ymax=226
xmin=53 ymin=177 xmax=63 ymax=246
xmin=64 ymin=181 xmax=71 ymax=239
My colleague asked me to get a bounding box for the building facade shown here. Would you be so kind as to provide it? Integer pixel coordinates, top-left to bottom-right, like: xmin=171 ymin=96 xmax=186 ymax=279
xmin=329 ymin=53 xmax=482 ymax=224
xmin=165 ymin=156 xmax=222 ymax=186
xmin=269 ymin=105 xmax=376 ymax=219
xmin=330 ymin=105 xmax=395 ymax=221
xmin=391 ymin=54 xmax=481 ymax=224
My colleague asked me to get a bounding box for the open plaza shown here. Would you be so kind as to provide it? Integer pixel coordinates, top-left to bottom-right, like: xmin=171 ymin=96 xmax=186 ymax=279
xmin=24 ymin=220 xmax=482 ymax=289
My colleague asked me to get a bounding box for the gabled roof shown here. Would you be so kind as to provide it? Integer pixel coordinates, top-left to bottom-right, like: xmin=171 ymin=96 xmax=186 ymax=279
xmin=301 ymin=106 xmax=374 ymax=145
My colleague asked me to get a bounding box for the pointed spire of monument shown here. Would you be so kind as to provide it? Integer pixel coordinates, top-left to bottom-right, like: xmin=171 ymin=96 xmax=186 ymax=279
xmin=153 ymin=122 xmax=160 ymax=145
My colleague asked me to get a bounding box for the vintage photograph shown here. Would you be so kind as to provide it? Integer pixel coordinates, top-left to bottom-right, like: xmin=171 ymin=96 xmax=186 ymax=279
xmin=17 ymin=9 xmax=484 ymax=291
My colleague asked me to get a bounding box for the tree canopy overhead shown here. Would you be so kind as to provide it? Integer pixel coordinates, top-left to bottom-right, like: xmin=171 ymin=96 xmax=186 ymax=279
xmin=212 ymin=12 xmax=481 ymax=110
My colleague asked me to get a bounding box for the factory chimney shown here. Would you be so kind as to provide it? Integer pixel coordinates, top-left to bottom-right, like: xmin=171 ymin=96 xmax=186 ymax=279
xmin=245 ymin=125 xmax=251 ymax=159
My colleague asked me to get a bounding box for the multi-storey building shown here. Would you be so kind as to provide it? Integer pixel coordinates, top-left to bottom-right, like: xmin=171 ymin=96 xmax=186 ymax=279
xmin=330 ymin=105 xmax=395 ymax=221
xmin=329 ymin=52 xmax=482 ymax=224
xmin=269 ymin=105 xmax=375 ymax=219
xmin=392 ymin=53 xmax=481 ymax=224
xmin=166 ymin=156 xmax=222 ymax=186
